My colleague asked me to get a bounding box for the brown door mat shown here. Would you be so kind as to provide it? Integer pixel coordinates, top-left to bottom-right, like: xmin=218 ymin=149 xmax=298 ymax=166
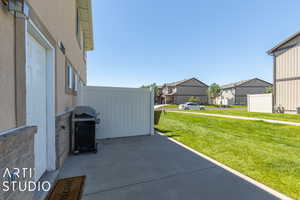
xmin=46 ymin=176 xmax=86 ymax=200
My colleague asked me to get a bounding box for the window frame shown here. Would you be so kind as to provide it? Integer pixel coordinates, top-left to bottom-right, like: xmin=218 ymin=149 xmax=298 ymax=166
xmin=74 ymin=72 xmax=78 ymax=92
xmin=65 ymin=59 xmax=76 ymax=95
xmin=68 ymin=64 xmax=73 ymax=90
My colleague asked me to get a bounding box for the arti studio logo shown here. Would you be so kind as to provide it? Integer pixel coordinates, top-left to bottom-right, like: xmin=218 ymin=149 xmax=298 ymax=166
xmin=1 ymin=168 xmax=51 ymax=192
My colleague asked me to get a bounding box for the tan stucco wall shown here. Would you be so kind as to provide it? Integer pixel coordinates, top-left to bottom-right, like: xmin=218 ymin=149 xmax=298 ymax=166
xmin=27 ymin=0 xmax=86 ymax=81
xmin=27 ymin=0 xmax=87 ymax=114
xmin=0 ymin=0 xmax=89 ymax=132
xmin=0 ymin=10 xmax=16 ymax=131
xmin=56 ymin=51 xmax=74 ymax=113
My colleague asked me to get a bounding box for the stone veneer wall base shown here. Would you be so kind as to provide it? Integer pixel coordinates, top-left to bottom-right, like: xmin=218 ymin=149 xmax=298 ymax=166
xmin=0 ymin=126 xmax=36 ymax=200
xmin=55 ymin=111 xmax=72 ymax=169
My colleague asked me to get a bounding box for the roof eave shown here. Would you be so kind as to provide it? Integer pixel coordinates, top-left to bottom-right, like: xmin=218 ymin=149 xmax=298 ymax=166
xmin=78 ymin=0 xmax=94 ymax=51
xmin=221 ymin=86 xmax=234 ymax=90
xmin=267 ymin=31 xmax=300 ymax=55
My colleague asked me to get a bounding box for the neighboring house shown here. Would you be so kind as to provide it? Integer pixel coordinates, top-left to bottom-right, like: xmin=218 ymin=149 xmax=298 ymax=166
xmin=217 ymin=78 xmax=272 ymax=105
xmin=0 ymin=0 xmax=93 ymax=199
xmin=160 ymin=78 xmax=209 ymax=104
xmin=267 ymin=31 xmax=300 ymax=113
xmin=155 ymin=86 xmax=163 ymax=104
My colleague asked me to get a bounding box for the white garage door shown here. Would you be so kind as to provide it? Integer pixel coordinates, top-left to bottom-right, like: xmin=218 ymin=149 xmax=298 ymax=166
xmin=78 ymin=86 xmax=154 ymax=139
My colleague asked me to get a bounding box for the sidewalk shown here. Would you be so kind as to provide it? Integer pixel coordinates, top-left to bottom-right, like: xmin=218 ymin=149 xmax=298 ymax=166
xmin=171 ymin=111 xmax=300 ymax=126
xmin=154 ymin=104 xmax=168 ymax=109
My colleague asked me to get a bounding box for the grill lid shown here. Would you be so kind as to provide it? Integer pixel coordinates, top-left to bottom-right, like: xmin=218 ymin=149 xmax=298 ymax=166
xmin=73 ymin=106 xmax=97 ymax=118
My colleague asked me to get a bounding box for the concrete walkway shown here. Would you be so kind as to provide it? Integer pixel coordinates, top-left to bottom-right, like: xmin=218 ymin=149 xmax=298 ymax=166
xmin=171 ymin=111 xmax=300 ymax=126
xmin=58 ymin=134 xmax=288 ymax=200
xmin=154 ymin=104 xmax=168 ymax=109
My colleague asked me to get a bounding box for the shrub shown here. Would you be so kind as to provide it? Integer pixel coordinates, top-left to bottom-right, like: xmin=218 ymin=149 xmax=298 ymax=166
xmin=188 ymin=96 xmax=200 ymax=102
xmin=154 ymin=110 xmax=162 ymax=125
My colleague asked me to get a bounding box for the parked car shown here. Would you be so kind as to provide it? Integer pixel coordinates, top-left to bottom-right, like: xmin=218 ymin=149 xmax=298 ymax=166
xmin=178 ymin=102 xmax=206 ymax=110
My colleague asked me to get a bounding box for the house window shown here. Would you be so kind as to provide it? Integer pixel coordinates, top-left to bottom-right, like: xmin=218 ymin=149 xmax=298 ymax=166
xmin=67 ymin=64 xmax=73 ymax=90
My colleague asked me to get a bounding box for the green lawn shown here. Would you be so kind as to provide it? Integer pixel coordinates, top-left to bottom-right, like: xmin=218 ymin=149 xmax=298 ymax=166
xmin=183 ymin=109 xmax=300 ymax=123
xmin=155 ymin=112 xmax=300 ymax=199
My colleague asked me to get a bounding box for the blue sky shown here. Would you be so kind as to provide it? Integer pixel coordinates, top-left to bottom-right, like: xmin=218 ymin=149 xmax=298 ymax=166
xmin=87 ymin=0 xmax=300 ymax=87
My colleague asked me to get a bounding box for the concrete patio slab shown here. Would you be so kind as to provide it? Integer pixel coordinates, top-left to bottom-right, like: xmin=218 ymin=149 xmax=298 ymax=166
xmin=59 ymin=134 xmax=280 ymax=200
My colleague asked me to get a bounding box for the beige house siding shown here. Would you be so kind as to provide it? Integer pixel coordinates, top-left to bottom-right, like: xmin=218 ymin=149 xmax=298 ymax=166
xmin=271 ymin=37 xmax=300 ymax=112
xmin=276 ymin=46 xmax=300 ymax=79
xmin=276 ymin=80 xmax=300 ymax=111
xmin=0 ymin=11 xmax=16 ymax=131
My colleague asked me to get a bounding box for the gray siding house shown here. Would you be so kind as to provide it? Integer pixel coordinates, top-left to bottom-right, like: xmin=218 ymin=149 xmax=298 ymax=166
xmin=218 ymin=78 xmax=272 ymax=105
xmin=160 ymin=78 xmax=208 ymax=104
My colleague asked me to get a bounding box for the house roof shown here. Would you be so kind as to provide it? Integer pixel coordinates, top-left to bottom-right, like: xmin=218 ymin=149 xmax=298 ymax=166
xmin=267 ymin=31 xmax=300 ymax=55
xmin=221 ymin=79 xmax=251 ymax=89
xmin=164 ymin=78 xmax=208 ymax=87
xmin=221 ymin=78 xmax=272 ymax=89
xmin=163 ymin=91 xmax=176 ymax=96
xmin=77 ymin=0 xmax=94 ymax=51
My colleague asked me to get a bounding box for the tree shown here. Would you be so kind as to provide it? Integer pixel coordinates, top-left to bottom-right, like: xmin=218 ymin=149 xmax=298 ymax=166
xmin=188 ymin=96 xmax=200 ymax=102
xmin=141 ymin=83 xmax=157 ymax=91
xmin=208 ymin=83 xmax=221 ymax=103
xmin=141 ymin=83 xmax=159 ymax=96
xmin=265 ymin=86 xmax=273 ymax=94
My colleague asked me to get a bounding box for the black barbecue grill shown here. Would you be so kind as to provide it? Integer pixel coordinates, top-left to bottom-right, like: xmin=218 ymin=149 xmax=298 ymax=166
xmin=72 ymin=106 xmax=100 ymax=154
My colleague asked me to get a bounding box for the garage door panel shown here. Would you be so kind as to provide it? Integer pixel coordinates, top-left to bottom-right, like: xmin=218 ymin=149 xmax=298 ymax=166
xmin=79 ymin=86 xmax=154 ymax=139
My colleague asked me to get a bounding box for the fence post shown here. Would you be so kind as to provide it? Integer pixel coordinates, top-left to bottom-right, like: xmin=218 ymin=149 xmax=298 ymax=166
xmin=247 ymin=95 xmax=250 ymax=112
xmin=150 ymin=89 xmax=154 ymax=135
